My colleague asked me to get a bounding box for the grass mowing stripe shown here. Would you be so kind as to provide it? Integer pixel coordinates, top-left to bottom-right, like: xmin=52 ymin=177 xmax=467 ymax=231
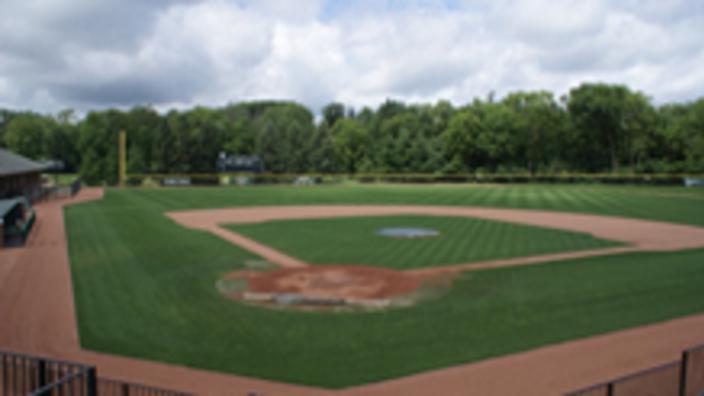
xmin=548 ymin=187 xmax=578 ymax=212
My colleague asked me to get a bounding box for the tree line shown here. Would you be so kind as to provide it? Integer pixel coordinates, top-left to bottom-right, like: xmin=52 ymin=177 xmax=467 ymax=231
xmin=0 ymin=82 xmax=702 ymax=185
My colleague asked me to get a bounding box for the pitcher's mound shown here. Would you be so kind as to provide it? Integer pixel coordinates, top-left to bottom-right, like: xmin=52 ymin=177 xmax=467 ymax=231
xmin=218 ymin=265 xmax=449 ymax=311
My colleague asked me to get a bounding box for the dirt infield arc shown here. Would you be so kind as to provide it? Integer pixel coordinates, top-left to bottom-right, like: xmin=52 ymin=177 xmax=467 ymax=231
xmin=166 ymin=205 xmax=704 ymax=275
xmin=3 ymin=193 xmax=704 ymax=395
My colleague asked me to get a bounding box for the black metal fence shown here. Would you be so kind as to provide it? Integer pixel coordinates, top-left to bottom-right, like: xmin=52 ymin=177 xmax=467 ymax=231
xmin=97 ymin=379 xmax=191 ymax=396
xmin=0 ymin=350 xmax=191 ymax=396
xmin=0 ymin=350 xmax=95 ymax=396
xmin=565 ymin=343 xmax=704 ymax=396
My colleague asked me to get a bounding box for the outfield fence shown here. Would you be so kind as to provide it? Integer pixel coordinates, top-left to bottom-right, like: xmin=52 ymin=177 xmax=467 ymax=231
xmin=565 ymin=343 xmax=704 ymax=396
xmin=0 ymin=350 xmax=191 ymax=396
xmin=124 ymin=172 xmax=704 ymax=187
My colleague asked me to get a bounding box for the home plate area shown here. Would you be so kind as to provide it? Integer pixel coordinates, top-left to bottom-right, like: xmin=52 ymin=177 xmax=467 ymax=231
xmin=217 ymin=264 xmax=451 ymax=311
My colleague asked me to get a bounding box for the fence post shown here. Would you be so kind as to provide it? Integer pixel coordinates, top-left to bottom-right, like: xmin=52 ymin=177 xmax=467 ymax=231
xmin=607 ymin=382 xmax=614 ymax=396
xmin=679 ymin=349 xmax=689 ymax=396
xmin=122 ymin=382 xmax=130 ymax=396
xmin=86 ymin=367 xmax=97 ymax=396
xmin=2 ymin=355 xmax=8 ymax=396
xmin=37 ymin=359 xmax=47 ymax=389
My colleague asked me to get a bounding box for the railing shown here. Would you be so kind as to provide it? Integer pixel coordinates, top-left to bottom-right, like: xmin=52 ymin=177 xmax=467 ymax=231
xmin=0 ymin=350 xmax=192 ymax=396
xmin=565 ymin=343 xmax=704 ymax=396
xmin=97 ymin=378 xmax=192 ymax=396
xmin=31 ymin=369 xmax=96 ymax=396
xmin=0 ymin=350 xmax=95 ymax=396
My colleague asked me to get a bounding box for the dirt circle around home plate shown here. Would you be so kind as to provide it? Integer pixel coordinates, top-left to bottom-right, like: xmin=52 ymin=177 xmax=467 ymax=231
xmin=218 ymin=265 xmax=447 ymax=310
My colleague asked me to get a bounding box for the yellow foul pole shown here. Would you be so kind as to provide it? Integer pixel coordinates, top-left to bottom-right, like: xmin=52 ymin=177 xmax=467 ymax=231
xmin=118 ymin=130 xmax=126 ymax=186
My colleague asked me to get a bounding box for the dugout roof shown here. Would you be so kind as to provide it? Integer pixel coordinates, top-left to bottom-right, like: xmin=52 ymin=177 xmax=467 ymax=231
xmin=0 ymin=148 xmax=48 ymax=177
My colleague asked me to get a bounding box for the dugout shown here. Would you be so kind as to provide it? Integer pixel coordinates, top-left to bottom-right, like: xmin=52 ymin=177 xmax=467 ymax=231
xmin=0 ymin=147 xmax=48 ymax=201
xmin=0 ymin=197 xmax=35 ymax=248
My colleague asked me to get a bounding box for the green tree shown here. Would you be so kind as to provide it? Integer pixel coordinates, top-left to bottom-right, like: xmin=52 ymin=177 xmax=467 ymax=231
xmin=0 ymin=109 xmax=20 ymax=148
xmin=77 ymin=110 xmax=127 ymax=184
xmin=253 ymin=102 xmax=315 ymax=173
xmin=441 ymin=110 xmax=484 ymax=172
xmin=331 ymin=118 xmax=368 ymax=173
xmin=124 ymin=106 xmax=163 ymax=173
xmin=683 ymin=99 xmax=704 ymax=170
xmin=473 ymin=101 xmax=515 ymax=171
xmin=307 ymin=125 xmax=340 ymax=173
xmin=660 ymin=99 xmax=704 ymax=172
xmin=566 ymin=83 xmax=655 ymax=172
xmin=182 ymin=106 xmax=227 ymax=172
xmin=322 ymin=102 xmax=346 ymax=128
xmin=622 ymin=93 xmax=657 ymax=170
xmin=502 ymin=91 xmax=568 ymax=172
xmin=4 ymin=113 xmax=50 ymax=160
xmin=47 ymin=109 xmax=81 ymax=171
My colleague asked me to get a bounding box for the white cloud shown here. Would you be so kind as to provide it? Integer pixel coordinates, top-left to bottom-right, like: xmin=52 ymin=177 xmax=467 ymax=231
xmin=244 ymin=0 xmax=326 ymax=22
xmin=0 ymin=0 xmax=702 ymax=113
xmin=0 ymin=77 xmax=11 ymax=99
xmin=498 ymin=0 xmax=607 ymax=44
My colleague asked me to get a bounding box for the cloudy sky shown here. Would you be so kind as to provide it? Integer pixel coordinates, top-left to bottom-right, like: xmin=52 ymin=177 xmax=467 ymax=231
xmin=0 ymin=0 xmax=702 ymax=114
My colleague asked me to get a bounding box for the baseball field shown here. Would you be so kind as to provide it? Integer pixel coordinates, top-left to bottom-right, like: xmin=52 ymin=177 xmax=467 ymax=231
xmin=63 ymin=183 xmax=704 ymax=389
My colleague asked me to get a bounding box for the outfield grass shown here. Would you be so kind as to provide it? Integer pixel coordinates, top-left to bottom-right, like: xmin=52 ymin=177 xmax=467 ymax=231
xmin=226 ymin=215 xmax=620 ymax=269
xmin=64 ymin=184 xmax=704 ymax=388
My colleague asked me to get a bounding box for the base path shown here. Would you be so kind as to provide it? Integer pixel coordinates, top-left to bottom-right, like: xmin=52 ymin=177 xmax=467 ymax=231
xmin=3 ymin=198 xmax=704 ymax=395
xmin=167 ymin=205 xmax=704 ymax=274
